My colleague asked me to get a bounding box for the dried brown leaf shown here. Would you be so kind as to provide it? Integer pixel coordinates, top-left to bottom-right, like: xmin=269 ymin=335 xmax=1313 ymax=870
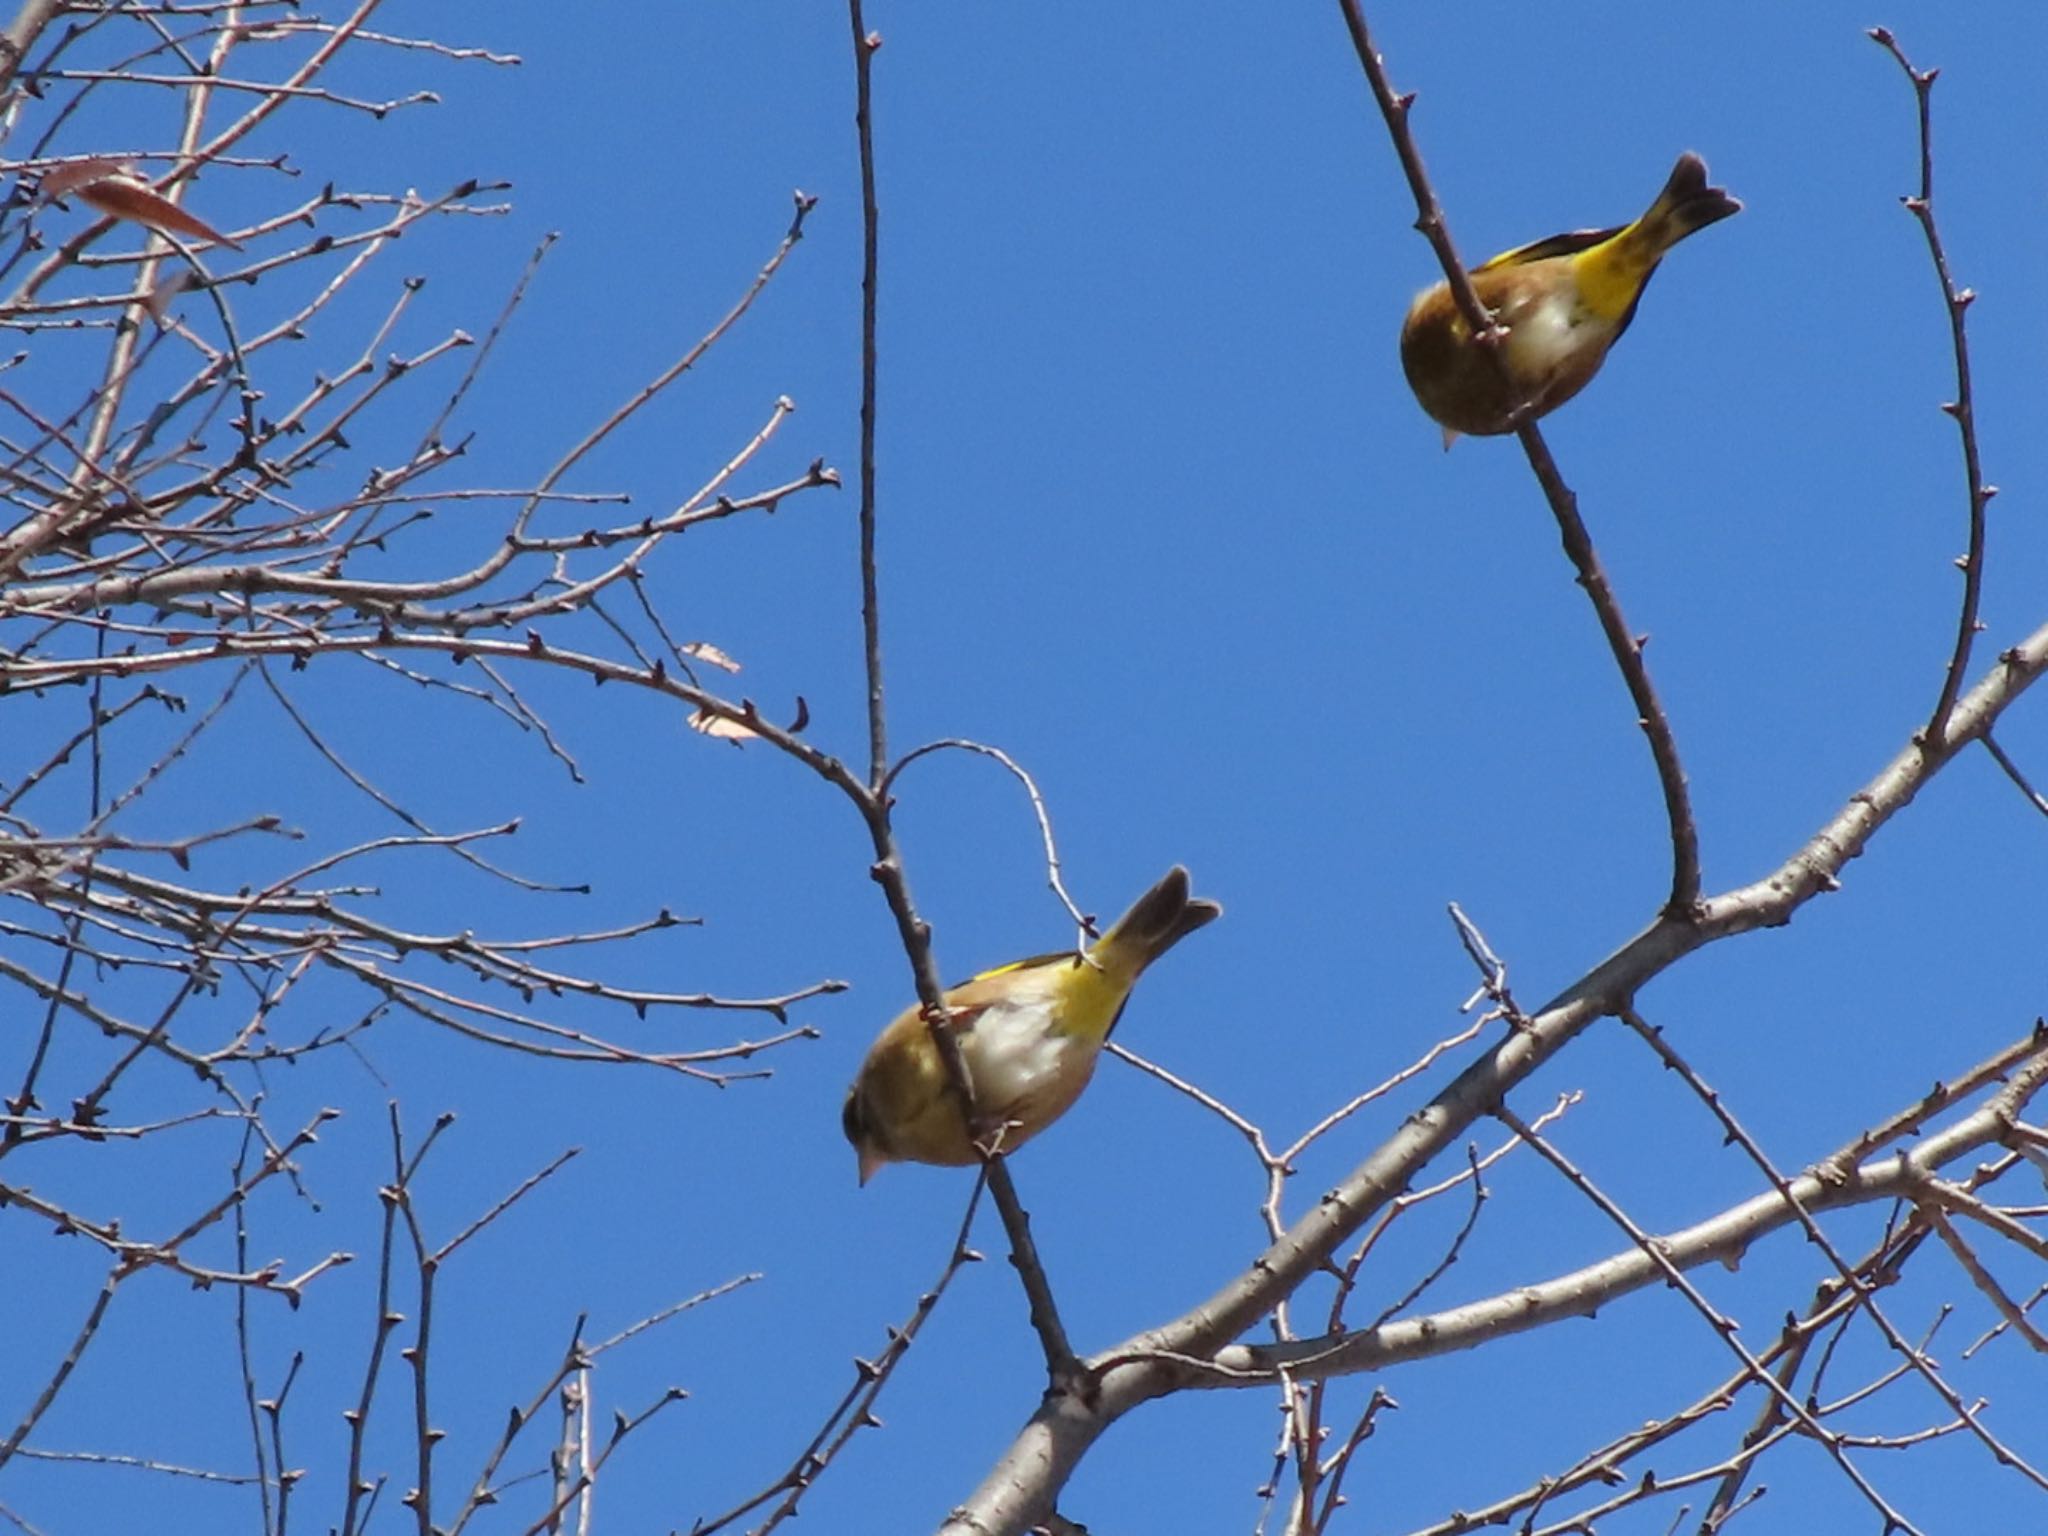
xmin=688 ymin=707 xmax=755 ymax=745
xmin=49 ymin=160 xmax=241 ymax=250
xmin=681 ymin=641 xmax=741 ymax=674
xmin=39 ymin=159 xmax=123 ymax=200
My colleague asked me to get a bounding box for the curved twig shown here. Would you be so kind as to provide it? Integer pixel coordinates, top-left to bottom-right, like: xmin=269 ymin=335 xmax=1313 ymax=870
xmin=1871 ymin=30 xmax=1995 ymax=750
xmin=883 ymin=737 xmax=1095 ymax=940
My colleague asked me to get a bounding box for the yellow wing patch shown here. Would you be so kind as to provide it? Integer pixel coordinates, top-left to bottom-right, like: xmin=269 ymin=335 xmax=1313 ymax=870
xmin=965 ymin=950 xmax=1081 ymax=984
xmin=1476 ymin=224 xmax=1622 ymax=273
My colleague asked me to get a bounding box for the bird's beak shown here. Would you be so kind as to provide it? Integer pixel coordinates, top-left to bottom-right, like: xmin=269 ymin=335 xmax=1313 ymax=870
xmin=856 ymin=1143 xmax=887 ymax=1186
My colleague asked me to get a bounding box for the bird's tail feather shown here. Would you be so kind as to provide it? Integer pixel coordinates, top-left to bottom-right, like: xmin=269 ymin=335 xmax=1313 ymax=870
xmin=1632 ymin=152 xmax=1742 ymax=256
xmin=1092 ymin=866 xmax=1221 ymax=978
xmin=1580 ymin=152 xmax=1740 ymax=331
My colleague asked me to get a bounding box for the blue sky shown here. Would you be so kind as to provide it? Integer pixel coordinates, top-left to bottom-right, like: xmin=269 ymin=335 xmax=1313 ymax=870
xmin=6 ymin=5 xmax=2048 ymax=1533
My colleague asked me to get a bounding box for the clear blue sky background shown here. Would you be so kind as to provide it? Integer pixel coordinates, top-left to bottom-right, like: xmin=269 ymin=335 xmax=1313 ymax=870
xmin=9 ymin=5 xmax=2048 ymax=1533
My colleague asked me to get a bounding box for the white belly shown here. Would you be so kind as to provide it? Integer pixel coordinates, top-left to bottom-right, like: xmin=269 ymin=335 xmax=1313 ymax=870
xmin=1501 ymin=287 xmax=1591 ymax=372
xmin=959 ymin=983 xmax=1094 ymax=1115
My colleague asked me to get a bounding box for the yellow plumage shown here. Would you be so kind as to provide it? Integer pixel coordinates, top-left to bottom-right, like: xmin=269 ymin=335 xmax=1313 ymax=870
xmin=840 ymin=867 xmax=1221 ymax=1183
xmin=1399 ymin=152 xmax=1741 ymax=444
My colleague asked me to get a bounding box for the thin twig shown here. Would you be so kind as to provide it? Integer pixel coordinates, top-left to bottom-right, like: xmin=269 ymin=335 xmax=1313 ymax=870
xmin=689 ymin=1175 xmax=990 ymax=1536
xmin=1981 ymin=732 xmax=2048 ymax=819
xmin=1871 ymin=29 xmax=1995 ymax=749
xmin=883 ymin=737 xmax=1095 ymax=939
xmin=849 ymin=0 xmax=885 ymax=788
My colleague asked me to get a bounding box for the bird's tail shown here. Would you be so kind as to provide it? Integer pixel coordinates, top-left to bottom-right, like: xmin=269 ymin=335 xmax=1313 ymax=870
xmin=1573 ymin=152 xmax=1740 ymax=329
xmin=1630 ymin=152 xmax=1742 ymax=256
xmin=1090 ymin=866 xmax=1222 ymax=981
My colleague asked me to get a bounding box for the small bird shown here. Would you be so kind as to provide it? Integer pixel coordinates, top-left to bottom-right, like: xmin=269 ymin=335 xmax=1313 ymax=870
xmin=1399 ymin=153 xmax=1740 ymax=445
xmin=841 ymin=866 xmax=1220 ymax=1184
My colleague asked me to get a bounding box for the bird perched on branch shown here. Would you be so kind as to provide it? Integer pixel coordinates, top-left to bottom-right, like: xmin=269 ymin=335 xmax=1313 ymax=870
xmin=841 ymin=866 xmax=1220 ymax=1184
xmin=1399 ymin=152 xmax=1740 ymax=445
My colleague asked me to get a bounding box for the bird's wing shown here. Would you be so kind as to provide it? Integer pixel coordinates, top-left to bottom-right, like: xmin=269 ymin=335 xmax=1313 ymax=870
xmin=948 ymin=951 xmax=1085 ymax=1000
xmin=1477 ymin=224 xmax=1624 ymax=272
